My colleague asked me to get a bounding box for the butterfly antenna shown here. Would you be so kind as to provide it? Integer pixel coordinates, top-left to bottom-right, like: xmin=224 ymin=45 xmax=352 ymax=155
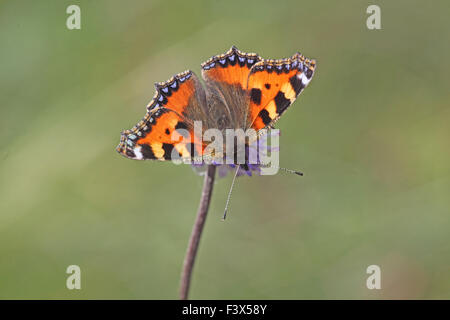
xmin=279 ymin=167 xmax=304 ymax=176
xmin=222 ymin=166 xmax=240 ymax=221
xmin=260 ymin=162 xmax=304 ymax=176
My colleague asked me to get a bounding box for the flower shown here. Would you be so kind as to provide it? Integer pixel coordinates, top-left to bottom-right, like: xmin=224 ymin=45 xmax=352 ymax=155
xmin=191 ymin=130 xmax=280 ymax=178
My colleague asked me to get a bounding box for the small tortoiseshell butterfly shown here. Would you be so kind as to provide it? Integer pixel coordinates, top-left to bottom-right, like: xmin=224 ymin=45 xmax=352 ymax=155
xmin=117 ymin=46 xmax=316 ymax=166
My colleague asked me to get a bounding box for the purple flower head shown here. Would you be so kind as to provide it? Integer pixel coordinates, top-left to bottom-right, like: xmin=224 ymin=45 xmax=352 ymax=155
xmin=191 ymin=130 xmax=280 ymax=178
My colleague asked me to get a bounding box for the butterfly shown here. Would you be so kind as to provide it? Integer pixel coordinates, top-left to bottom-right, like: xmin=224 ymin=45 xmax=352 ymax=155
xmin=117 ymin=46 xmax=316 ymax=167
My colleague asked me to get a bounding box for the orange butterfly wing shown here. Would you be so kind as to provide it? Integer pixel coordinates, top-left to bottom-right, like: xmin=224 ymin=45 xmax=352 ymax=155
xmin=247 ymin=53 xmax=316 ymax=130
xmin=117 ymin=71 xmax=207 ymax=161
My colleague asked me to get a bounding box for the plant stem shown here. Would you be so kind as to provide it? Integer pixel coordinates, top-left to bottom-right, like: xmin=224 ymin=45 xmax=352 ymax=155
xmin=179 ymin=165 xmax=216 ymax=300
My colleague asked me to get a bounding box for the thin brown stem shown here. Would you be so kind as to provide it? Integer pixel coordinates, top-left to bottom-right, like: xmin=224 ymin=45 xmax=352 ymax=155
xmin=179 ymin=165 xmax=216 ymax=300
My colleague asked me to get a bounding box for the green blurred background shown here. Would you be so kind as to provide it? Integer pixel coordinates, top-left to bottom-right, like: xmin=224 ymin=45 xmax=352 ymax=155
xmin=1 ymin=0 xmax=449 ymax=299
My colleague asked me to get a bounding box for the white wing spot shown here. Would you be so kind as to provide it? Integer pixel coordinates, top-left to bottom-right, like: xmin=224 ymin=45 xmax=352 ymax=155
xmin=298 ymin=72 xmax=311 ymax=87
xmin=134 ymin=146 xmax=143 ymax=159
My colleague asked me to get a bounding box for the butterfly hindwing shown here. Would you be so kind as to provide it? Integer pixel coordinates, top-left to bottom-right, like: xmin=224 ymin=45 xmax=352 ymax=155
xmin=247 ymin=53 xmax=316 ymax=130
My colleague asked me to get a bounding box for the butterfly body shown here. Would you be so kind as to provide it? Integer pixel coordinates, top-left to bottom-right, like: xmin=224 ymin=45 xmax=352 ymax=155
xmin=117 ymin=46 xmax=316 ymax=163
